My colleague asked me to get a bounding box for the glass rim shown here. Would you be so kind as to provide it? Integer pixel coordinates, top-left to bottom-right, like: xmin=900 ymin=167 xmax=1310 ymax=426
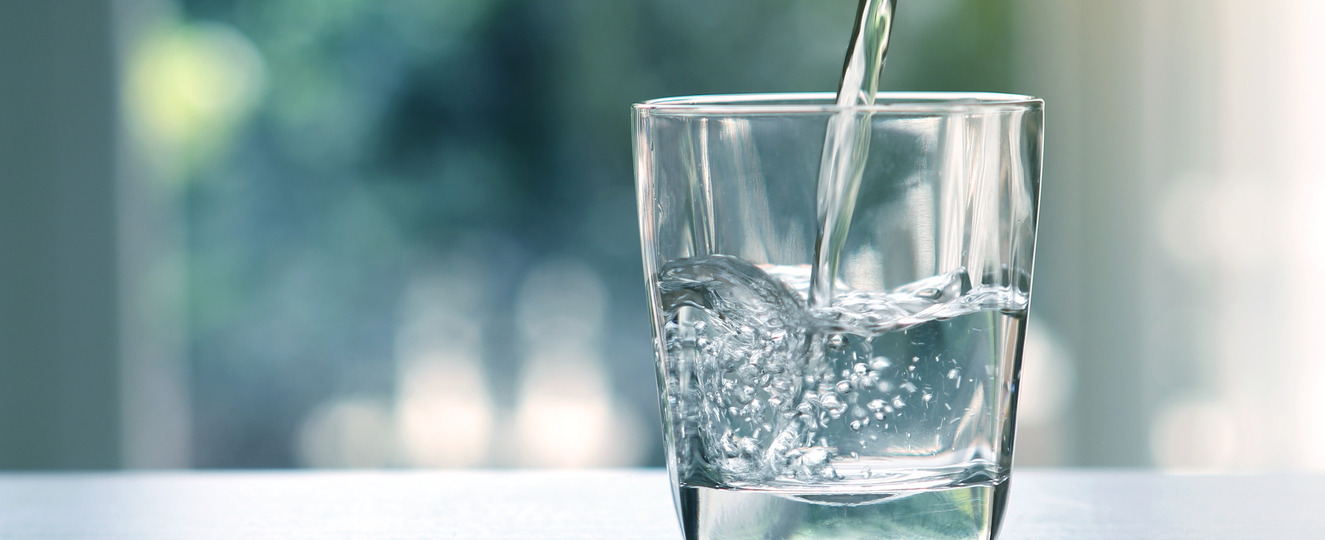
xmin=634 ymin=92 xmax=1042 ymax=115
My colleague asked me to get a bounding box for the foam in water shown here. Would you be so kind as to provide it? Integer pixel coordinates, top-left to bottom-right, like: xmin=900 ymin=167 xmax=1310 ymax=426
xmin=658 ymin=255 xmax=1025 ymax=538
xmin=660 ymin=255 xmax=1025 ymax=490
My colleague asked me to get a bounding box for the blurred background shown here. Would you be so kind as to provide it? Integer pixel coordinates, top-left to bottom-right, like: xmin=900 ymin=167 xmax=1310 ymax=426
xmin=1 ymin=0 xmax=1322 ymax=470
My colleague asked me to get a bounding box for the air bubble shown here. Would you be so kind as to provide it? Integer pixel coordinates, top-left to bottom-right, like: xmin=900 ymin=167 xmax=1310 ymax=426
xmin=720 ymin=432 xmax=740 ymax=457
xmin=849 ymin=420 xmax=863 ymax=431
xmin=835 ymin=381 xmax=852 ymax=394
xmin=853 ymin=363 xmax=868 ymax=374
xmin=819 ymin=393 xmax=841 ymax=406
xmin=870 ymin=357 xmax=890 ymax=370
xmin=795 ymin=446 xmax=833 ymax=478
xmin=820 ymin=394 xmax=846 ymax=419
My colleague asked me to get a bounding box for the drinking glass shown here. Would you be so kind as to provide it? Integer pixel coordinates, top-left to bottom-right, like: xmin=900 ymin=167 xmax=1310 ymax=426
xmin=634 ymin=93 xmax=1043 ymax=540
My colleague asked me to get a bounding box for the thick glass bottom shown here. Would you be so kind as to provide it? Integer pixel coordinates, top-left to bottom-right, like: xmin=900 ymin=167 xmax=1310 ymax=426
xmin=678 ymin=479 xmax=1008 ymax=540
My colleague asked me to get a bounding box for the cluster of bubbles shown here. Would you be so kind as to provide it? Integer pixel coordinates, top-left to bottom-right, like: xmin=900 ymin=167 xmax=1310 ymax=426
xmin=658 ymin=255 xmax=1019 ymax=487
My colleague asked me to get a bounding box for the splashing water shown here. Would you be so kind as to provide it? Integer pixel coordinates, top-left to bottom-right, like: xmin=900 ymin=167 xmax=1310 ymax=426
xmin=660 ymin=255 xmax=1025 ymax=489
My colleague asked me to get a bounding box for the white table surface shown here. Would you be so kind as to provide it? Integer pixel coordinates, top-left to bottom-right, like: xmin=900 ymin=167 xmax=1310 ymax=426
xmin=0 ymin=469 xmax=1319 ymax=539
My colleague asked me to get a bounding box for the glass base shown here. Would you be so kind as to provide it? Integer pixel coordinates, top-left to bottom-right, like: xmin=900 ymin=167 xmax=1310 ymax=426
xmin=677 ymin=480 xmax=1008 ymax=540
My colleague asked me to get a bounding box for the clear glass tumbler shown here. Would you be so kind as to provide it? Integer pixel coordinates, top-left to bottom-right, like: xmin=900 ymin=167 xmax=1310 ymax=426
xmin=634 ymin=93 xmax=1043 ymax=540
